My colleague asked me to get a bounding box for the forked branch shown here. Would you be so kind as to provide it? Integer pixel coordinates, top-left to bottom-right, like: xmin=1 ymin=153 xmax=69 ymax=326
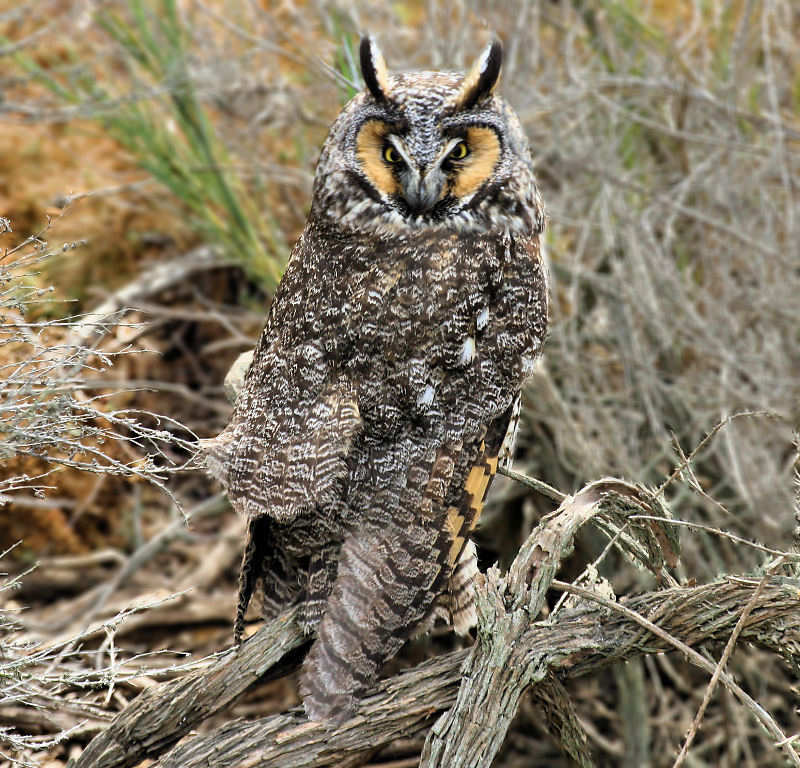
xmin=71 ymin=481 xmax=800 ymax=768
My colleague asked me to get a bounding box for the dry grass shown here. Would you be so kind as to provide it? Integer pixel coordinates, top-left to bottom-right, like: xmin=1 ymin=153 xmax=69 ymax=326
xmin=1 ymin=1 xmax=799 ymax=766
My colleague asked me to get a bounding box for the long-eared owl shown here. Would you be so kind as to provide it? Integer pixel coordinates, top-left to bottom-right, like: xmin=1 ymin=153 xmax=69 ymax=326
xmin=204 ymin=36 xmax=547 ymax=721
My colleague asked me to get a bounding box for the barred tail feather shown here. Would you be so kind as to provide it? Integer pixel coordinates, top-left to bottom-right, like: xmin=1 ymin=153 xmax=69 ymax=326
xmin=299 ymin=519 xmax=447 ymax=722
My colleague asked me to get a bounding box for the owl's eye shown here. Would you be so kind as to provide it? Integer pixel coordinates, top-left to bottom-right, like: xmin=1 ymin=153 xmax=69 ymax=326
xmin=448 ymin=141 xmax=469 ymax=161
xmin=383 ymin=144 xmax=403 ymax=164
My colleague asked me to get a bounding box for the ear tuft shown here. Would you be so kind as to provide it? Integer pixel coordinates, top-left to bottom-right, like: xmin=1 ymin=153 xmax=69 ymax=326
xmin=359 ymin=36 xmax=391 ymax=102
xmin=453 ymin=39 xmax=503 ymax=111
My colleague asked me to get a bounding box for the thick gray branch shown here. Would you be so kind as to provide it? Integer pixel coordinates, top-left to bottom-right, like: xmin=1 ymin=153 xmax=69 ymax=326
xmin=150 ymin=576 xmax=799 ymax=768
xmin=421 ymin=479 xmax=699 ymax=767
xmin=71 ymin=479 xmax=798 ymax=768
xmin=70 ymin=606 xmax=305 ymax=768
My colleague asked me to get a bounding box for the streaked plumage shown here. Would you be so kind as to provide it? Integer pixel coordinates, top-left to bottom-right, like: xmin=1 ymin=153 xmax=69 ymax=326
xmin=204 ymin=35 xmax=547 ymax=721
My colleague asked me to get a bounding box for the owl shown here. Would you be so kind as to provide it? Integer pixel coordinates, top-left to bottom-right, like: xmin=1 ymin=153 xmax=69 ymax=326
xmin=204 ymin=35 xmax=547 ymax=721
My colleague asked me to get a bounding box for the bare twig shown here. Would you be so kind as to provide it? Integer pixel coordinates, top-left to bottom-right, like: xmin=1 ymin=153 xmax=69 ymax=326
xmin=672 ymin=558 xmax=785 ymax=767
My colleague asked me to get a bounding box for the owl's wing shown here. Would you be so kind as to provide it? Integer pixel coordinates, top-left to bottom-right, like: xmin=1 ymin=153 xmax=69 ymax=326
xmin=242 ymin=378 xmax=361 ymax=522
xmin=299 ymin=400 xmax=518 ymax=722
xmin=439 ymin=397 xmax=520 ymax=634
xmin=206 ymin=351 xmax=361 ymax=523
xmin=204 ymin=344 xmax=362 ymax=641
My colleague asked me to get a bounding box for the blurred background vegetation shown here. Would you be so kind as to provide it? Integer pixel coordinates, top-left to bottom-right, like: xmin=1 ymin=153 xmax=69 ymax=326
xmin=1 ymin=1 xmax=798 ymax=766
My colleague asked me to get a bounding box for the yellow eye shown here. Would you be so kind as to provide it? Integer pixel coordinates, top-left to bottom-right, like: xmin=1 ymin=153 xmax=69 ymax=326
xmin=383 ymin=144 xmax=401 ymax=164
xmin=450 ymin=141 xmax=469 ymax=160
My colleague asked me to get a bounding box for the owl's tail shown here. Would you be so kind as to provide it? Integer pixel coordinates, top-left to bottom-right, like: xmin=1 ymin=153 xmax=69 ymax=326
xmin=299 ymin=516 xmax=450 ymax=722
xmin=298 ymin=402 xmax=518 ymax=722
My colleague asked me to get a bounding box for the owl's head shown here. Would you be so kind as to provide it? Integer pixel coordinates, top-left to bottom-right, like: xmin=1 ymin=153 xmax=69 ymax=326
xmin=310 ymin=37 xmax=543 ymax=238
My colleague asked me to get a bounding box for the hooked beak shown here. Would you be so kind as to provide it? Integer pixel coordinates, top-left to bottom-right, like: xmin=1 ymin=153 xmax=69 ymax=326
xmin=401 ymin=167 xmax=445 ymax=214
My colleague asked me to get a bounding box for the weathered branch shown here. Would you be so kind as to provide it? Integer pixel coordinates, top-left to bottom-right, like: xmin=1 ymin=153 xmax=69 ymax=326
xmin=149 ymin=576 xmax=798 ymax=768
xmin=71 ymin=479 xmax=800 ymax=768
xmin=71 ymin=606 xmax=306 ymax=768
